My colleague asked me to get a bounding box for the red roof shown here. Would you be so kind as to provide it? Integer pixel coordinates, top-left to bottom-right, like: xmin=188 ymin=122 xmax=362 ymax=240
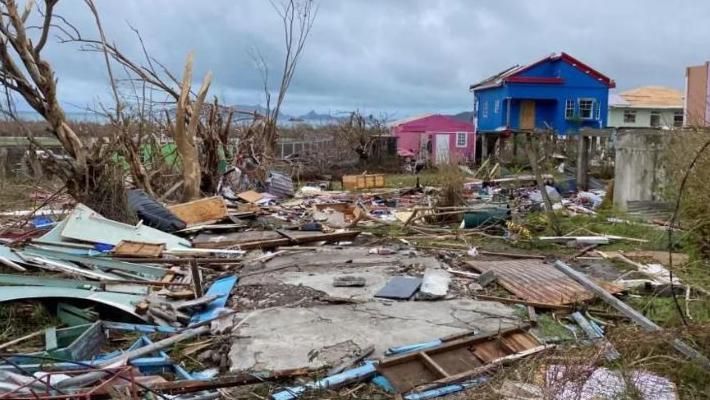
xmin=391 ymin=114 xmax=474 ymax=133
xmin=470 ymin=52 xmax=615 ymax=90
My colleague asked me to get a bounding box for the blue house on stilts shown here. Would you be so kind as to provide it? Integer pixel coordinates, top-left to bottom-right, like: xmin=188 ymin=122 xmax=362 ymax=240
xmin=469 ymin=52 xmax=615 ymax=158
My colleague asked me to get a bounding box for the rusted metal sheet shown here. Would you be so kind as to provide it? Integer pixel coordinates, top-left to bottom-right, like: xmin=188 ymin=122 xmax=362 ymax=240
xmin=466 ymin=259 xmax=621 ymax=305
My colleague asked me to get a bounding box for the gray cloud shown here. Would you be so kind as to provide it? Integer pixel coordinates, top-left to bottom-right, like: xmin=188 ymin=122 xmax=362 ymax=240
xmin=23 ymin=0 xmax=710 ymax=117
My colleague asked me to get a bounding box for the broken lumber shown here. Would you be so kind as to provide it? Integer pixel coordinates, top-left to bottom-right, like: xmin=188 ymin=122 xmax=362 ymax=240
xmin=328 ymin=345 xmax=375 ymax=375
xmin=148 ymin=368 xmax=312 ymax=395
xmin=56 ymin=325 xmax=211 ymax=389
xmin=553 ymin=260 xmax=710 ymax=369
xmin=168 ymin=196 xmax=228 ymax=225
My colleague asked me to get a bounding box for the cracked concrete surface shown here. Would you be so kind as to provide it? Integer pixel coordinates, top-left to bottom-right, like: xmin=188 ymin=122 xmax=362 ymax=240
xmin=239 ymin=247 xmax=446 ymax=300
xmin=229 ymin=299 xmax=519 ymax=372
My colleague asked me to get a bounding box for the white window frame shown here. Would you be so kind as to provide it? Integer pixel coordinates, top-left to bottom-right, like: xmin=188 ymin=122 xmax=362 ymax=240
xmin=481 ymin=101 xmax=489 ymax=118
xmin=456 ymin=132 xmax=467 ymax=148
xmin=564 ymin=99 xmax=575 ymax=120
xmin=578 ymin=98 xmax=595 ymax=120
xmin=623 ymin=110 xmax=636 ymax=123
xmin=494 ymin=99 xmax=501 ymax=114
xmin=594 ymin=101 xmax=601 ymax=120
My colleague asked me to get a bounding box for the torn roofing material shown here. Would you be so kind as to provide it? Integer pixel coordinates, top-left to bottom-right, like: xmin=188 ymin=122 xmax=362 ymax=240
xmin=59 ymin=203 xmax=191 ymax=249
xmin=0 ymin=286 xmax=146 ymax=321
xmin=466 ymin=259 xmax=622 ymax=305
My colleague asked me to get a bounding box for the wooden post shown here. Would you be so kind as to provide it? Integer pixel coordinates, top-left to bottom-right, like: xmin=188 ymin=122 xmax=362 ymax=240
xmin=524 ymin=133 xmax=561 ymax=235
xmin=577 ymin=135 xmax=590 ymax=191
xmin=190 ymin=259 xmax=203 ymax=298
xmin=480 ymin=135 xmax=488 ymax=161
xmin=553 ymin=260 xmax=710 ymax=369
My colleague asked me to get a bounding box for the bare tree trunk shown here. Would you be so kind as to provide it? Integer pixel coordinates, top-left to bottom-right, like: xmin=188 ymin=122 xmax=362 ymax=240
xmin=173 ymin=53 xmax=211 ymax=201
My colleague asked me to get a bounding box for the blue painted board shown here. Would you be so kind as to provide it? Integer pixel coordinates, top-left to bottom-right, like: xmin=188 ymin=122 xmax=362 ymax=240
xmin=190 ymin=275 xmax=238 ymax=324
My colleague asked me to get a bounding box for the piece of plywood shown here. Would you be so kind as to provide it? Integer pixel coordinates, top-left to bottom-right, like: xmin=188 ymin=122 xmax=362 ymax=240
xmin=520 ymin=100 xmax=536 ymax=130
xmin=237 ymin=191 xmax=264 ymax=204
xmin=114 ymin=240 xmax=165 ymax=258
xmin=374 ymin=276 xmax=422 ymax=300
xmin=168 ymin=196 xmax=228 ymax=225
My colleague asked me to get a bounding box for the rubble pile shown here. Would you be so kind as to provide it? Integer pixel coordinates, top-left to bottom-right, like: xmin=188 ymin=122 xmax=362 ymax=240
xmin=0 ymin=171 xmax=695 ymax=400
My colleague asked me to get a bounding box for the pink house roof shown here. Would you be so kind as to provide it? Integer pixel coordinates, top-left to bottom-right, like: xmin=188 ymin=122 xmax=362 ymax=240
xmin=391 ymin=114 xmax=475 ymax=133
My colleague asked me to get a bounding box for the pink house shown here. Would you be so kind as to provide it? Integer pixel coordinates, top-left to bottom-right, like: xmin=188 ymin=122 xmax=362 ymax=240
xmin=390 ymin=114 xmax=476 ymax=165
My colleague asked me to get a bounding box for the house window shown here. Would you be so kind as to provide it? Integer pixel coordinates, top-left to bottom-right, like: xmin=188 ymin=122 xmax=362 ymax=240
xmin=578 ymin=99 xmax=595 ymax=120
xmin=623 ymin=110 xmax=636 ymax=123
xmin=456 ymin=132 xmax=467 ymax=148
xmin=494 ymin=100 xmax=501 ymax=114
xmin=650 ymin=111 xmax=661 ymax=128
xmin=565 ymin=99 xmax=575 ymax=119
xmin=481 ymin=101 xmax=489 ymax=118
xmin=673 ymin=111 xmax=683 ymax=127
xmin=594 ymin=101 xmax=601 ymax=120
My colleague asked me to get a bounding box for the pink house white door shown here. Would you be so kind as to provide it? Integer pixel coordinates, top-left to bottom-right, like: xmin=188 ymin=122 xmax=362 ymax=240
xmin=435 ymin=134 xmax=449 ymax=165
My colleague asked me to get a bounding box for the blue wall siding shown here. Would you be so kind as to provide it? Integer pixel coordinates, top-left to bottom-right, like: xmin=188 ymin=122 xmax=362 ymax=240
xmin=474 ymin=86 xmax=507 ymax=132
xmin=473 ymin=59 xmax=610 ymax=135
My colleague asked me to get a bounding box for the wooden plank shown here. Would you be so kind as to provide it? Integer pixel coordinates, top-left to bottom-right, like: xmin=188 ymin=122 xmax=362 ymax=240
xmin=192 ymin=230 xmax=360 ymax=249
xmin=168 ymin=196 xmax=228 ymax=225
xmin=419 ymin=352 xmax=449 ymax=378
xmin=501 ymin=332 xmax=539 ymax=353
xmin=429 ymin=347 xmax=482 ymax=375
xmin=379 ymin=358 xmax=439 ymax=393
xmin=190 ymin=259 xmax=203 ymax=297
xmin=114 ymin=240 xmax=165 ymax=258
xmin=472 ymin=340 xmax=508 ymax=363
xmin=378 ymin=325 xmax=528 ymax=369
xmin=553 ymin=260 xmax=710 ymax=369
xmin=416 ymin=345 xmax=554 ymax=391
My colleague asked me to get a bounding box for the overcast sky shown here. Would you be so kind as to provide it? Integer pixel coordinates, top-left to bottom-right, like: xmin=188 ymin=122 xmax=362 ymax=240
xmin=31 ymin=0 xmax=710 ymax=117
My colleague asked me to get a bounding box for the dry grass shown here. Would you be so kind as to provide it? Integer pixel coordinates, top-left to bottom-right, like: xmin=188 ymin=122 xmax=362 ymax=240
xmin=436 ymin=163 xmax=466 ymax=209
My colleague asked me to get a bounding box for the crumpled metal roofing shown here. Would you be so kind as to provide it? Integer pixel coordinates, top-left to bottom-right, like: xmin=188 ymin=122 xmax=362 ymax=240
xmin=466 ymin=259 xmax=621 ymax=305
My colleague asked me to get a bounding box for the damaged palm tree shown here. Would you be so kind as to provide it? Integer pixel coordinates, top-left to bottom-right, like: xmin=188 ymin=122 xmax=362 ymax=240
xmin=0 ymin=0 xmax=131 ymax=220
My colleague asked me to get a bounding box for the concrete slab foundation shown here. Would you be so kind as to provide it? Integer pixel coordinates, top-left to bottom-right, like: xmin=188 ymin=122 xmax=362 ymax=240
xmin=229 ymin=299 xmax=519 ymax=371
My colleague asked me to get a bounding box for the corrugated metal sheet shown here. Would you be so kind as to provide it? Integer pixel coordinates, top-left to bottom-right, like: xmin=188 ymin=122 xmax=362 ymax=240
xmin=466 ymin=259 xmax=620 ymax=305
xmin=268 ymin=171 xmax=294 ymax=198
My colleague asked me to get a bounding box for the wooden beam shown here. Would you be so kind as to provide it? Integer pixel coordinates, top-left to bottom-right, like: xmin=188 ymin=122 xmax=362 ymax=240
xmin=147 ymin=368 xmax=312 ymax=395
xmin=419 ymin=352 xmax=450 ymax=378
xmin=190 ymin=259 xmax=203 ymax=298
xmin=415 ymin=345 xmax=554 ymax=391
xmin=378 ymin=325 xmax=529 ymax=368
xmin=553 ymin=260 xmax=710 ymax=369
